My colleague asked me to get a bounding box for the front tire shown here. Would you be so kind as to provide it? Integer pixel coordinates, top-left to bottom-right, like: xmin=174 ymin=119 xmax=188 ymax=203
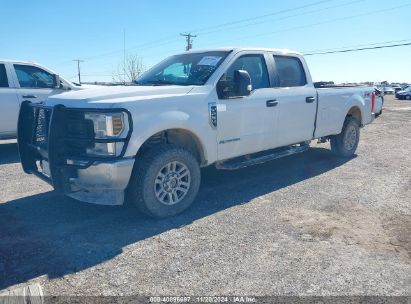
xmin=330 ymin=116 xmax=360 ymax=157
xmin=406 ymin=95 xmax=411 ymax=100
xmin=127 ymin=144 xmax=201 ymax=218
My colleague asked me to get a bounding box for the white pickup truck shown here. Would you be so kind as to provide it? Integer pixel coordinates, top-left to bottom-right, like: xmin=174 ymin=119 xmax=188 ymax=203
xmin=18 ymin=48 xmax=376 ymax=218
xmin=0 ymin=60 xmax=90 ymax=139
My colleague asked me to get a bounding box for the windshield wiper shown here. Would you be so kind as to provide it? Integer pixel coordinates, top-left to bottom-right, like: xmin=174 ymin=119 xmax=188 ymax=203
xmin=141 ymin=80 xmax=179 ymax=86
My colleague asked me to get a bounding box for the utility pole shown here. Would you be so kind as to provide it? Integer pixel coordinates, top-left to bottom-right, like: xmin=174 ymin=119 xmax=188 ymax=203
xmin=73 ymin=59 xmax=84 ymax=84
xmin=180 ymin=33 xmax=197 ymax=51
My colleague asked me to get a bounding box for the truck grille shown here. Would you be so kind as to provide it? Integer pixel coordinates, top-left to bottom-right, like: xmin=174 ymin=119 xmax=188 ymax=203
xmin=64 ymin=111 xmax=95 ymax=158
xmin=27 ymin=105 xmax=95 ymax=158
xmin=32 ymin=107 xmax=52 ymax=148
xmin=18 ymin=101 xmax=131 ymax=192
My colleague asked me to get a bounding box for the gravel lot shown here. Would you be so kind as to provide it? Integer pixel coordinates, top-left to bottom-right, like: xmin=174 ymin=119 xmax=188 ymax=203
xmin=0 ymin=95 xmax=410 ymax=296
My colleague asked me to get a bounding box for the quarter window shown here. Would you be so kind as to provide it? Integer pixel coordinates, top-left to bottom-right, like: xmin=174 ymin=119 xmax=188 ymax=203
xmin=14 ymin=64 xmax=54 ymax=88
xmin=273 ymin=56 xmax=307 ymax=87
xmin=0 ymin=64 xmax=8 ymax=88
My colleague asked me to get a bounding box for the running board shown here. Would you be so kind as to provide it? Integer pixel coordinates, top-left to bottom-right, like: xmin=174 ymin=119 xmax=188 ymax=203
xmin=216 ymin=144 xmax=310 ymax=170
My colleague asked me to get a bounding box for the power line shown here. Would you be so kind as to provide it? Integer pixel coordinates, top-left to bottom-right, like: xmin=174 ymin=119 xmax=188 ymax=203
xmin=55 ymin=2 xmax=410 ymax=79
xmin=304 ymin=42 xmax=411 ymax=55
xmin=116 ymin=0 xmax=357 ymax=58
xmin=201 ymin=3 xmax=411 ymax=47
xmin=191 ymin=0 xmax=335 ymax=34
xmin=302 ymin=39 xmax=411 ymax=54
xmin=72 ymin=59 xmax=84 ymax=84
xmin=196 ymin=0 xmax=362 ymax=37
xmin=180 ymin=33 xmax=197 ymax=51
xmin=79 ymin=39 xmax=411 ymax=78
xmin=55 ymin=0 xmax=336 ymax=65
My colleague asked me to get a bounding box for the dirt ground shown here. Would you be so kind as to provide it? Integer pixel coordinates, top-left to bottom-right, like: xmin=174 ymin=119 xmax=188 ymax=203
xmin=0 ymin=95 xmax=410 ymax=296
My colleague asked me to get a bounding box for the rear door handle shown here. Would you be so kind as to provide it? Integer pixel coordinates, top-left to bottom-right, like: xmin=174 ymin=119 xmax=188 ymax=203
xmin=306 ymin=96 xmax=315 ymax=103
xmin=266 ymin=99 xmax=278 ymax=107
xmin=22 ymin=95 xmax=38 ymax=99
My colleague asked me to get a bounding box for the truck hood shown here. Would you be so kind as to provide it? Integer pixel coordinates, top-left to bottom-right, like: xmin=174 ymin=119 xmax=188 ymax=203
xmin=46 ymin=85 xmax=195 ymax=107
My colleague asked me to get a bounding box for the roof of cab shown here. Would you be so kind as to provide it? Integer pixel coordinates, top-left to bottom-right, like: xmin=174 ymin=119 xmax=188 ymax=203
xmin=0 ymin=59 xmax=37 ymax=64
xmin=177 ymin=47 xmax=302 ymax=56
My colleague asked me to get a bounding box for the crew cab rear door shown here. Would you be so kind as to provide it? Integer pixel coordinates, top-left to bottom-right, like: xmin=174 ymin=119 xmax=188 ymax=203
xmin=269 ymin=54 xmax=317 ymax=146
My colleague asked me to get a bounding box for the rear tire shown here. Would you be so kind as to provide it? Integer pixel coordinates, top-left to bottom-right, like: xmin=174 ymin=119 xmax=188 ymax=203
xmin=330 ymin=116 xmax=360 ymax=158
xmin=127 ymin=144 xmax=201 ymax=218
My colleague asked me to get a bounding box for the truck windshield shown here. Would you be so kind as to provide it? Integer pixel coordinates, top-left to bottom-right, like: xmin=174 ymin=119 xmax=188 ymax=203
xmin=137 ymin=51 xmax=230 ymax=86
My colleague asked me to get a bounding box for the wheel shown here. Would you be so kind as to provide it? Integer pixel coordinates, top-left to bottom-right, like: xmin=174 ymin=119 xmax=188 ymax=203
xmin=330 ymin=116 xmax=360 ymax=157
xmin=127 ymin=144 xmax=201 ymax=218
xmin=406 ymin=95 xmax=411 ymax=100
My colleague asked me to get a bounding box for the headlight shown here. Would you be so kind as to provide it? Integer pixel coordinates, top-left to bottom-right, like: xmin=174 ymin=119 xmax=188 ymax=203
xmin=84 ymin=112 xmax=130 ymax=157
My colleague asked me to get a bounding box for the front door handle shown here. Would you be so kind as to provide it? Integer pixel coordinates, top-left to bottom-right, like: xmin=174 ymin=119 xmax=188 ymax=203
xmin=266 ymin=99 xmax=278 ymax=107
xmin=22 ymin=95 xmax=38 ymax=99
xmin=306 ymin=96 xmax=315 ymax=103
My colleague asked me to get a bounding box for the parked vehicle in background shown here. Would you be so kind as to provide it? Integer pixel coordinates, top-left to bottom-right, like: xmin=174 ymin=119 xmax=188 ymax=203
xmin=396 ymin=87 xmax=411 ymax=100
xmin=393 ymin=86 xmax=403 ymax=94
xmin=382 ymin=87 xmax=395 ymax=95
xmin=18 ymin=47 xmax=376 ymax=218
xmin=0 ymin=60 xmax=91 ymax=139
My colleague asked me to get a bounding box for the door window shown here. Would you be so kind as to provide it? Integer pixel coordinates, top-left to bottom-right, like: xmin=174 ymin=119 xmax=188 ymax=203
xmin=225 ymin=55 xmax=270 ymax=90
xmin=14 ymin=64 xmax=54 ymax=88
xmin=273 ymin=56 xmax=307 ymax=87
xmin=0 ymin=64 xmax=8 ymax=88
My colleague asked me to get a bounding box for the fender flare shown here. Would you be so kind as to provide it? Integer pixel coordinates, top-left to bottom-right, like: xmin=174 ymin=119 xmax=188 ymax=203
xmin=339 ymin=93 xmax=366 ymax=132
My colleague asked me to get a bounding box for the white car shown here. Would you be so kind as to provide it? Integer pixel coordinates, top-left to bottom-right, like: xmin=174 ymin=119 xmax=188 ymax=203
xmin=0 ymin=60 xmax=90 ymax=139
xmin=18 ymin=47 xmax=376 ymax=218
xmin=382 ymin=87 xmax=395 ymax=95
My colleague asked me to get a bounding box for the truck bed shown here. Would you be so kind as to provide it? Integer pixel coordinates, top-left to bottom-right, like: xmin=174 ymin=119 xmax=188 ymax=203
xmin=314 ymin=86 xmax=374 ymax=138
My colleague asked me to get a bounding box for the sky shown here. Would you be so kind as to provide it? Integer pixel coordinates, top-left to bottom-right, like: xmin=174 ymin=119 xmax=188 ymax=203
xmin=1 ymin=0 xmax=410 ymax=84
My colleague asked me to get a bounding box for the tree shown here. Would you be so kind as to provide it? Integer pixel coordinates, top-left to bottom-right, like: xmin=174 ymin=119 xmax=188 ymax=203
xmin=112 ymin=54 xmax=144 ymax=84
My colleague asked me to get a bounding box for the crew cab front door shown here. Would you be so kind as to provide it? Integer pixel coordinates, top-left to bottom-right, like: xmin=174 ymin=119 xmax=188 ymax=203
xmin=13 ymin=64 xmax=61 ymax=105
xmin=216 ymin=53 xmax=279 ymax=160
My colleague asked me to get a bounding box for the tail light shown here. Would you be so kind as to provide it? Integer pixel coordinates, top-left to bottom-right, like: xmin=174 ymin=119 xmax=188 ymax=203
xmin=371 ymin=91 xmax=376 ymax=113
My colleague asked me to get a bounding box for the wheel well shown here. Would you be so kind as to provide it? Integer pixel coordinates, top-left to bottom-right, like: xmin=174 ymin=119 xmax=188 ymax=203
xmin=139 ymin=129 xmax=206 ymax=165
xmin=346 ymin=106 xmax=362 ymax=125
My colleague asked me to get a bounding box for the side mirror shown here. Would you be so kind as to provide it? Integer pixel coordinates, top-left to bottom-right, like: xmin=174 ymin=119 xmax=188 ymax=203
xmin=217 ymin=70 xmax=252 ymax=99
xmin=53 ymin=74 xmax=61 ymax=89
xmin=234 ymin=70 xmax=252 ymax=97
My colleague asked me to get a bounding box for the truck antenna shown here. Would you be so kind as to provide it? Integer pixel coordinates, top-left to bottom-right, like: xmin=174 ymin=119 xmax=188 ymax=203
xmin=73 ymin=59 xmax=84 ymax=84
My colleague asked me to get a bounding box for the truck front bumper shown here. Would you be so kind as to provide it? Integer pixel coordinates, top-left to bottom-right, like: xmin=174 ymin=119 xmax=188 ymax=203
xmin=68 ymin=158 xmax=135 ymax=205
